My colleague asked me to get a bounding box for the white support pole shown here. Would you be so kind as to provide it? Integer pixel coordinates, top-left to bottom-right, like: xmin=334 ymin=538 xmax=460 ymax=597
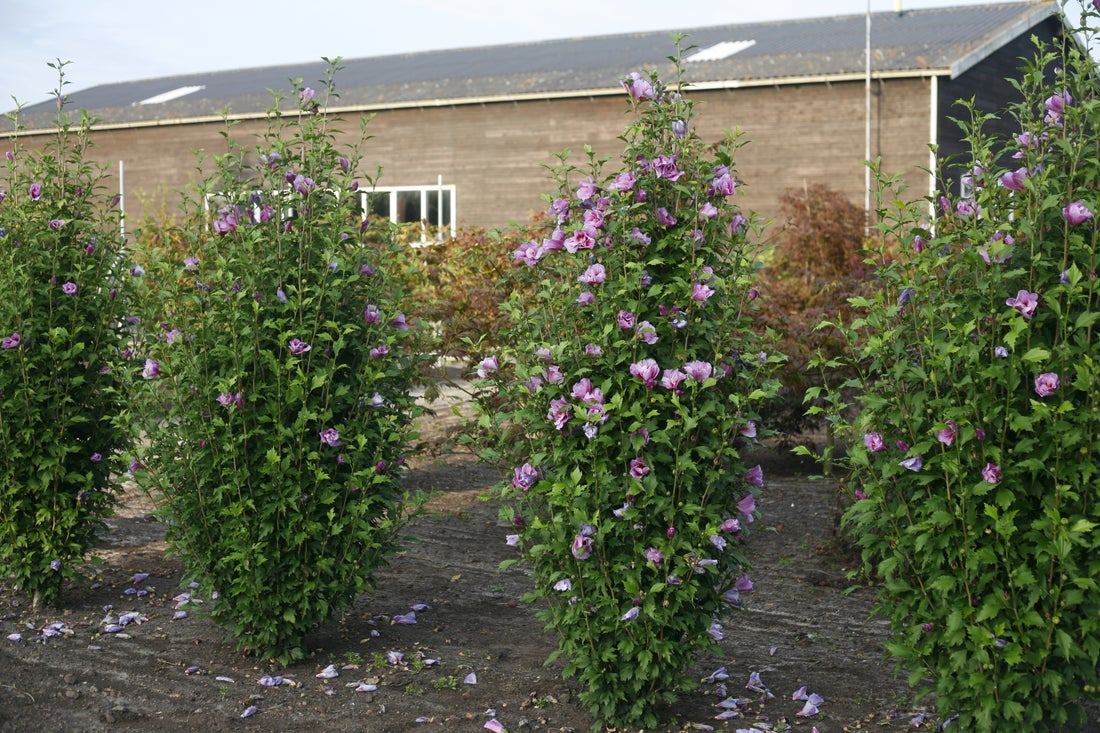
xmin=437 ymin=174 xmax=444 ymax=241
xmin=119 ymin=160 xmax=126 ymax=239
xmin=865 ymin=0 xmax=872 ymax=237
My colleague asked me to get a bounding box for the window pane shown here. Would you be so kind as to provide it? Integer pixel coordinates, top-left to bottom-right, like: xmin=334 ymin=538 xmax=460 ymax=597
xmin=397 ymin=191 xmax=421 ymax=223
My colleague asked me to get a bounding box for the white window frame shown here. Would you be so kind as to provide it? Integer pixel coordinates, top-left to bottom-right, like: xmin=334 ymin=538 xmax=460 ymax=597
xmin=361 ymin=180 xmax=456 ymax=244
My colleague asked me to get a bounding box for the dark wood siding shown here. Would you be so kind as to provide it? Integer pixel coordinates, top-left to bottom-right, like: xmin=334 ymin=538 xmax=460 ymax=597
xmin=936 ymin=16 xmax=1065 ymax=195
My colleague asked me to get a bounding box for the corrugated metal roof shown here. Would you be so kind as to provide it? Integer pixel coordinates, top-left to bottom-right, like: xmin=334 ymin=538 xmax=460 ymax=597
xmin=6 ymin=1 xmax=1058 ymax=131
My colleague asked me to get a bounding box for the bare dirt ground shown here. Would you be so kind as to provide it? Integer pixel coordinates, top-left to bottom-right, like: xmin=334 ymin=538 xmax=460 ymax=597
xmin=1 ymin=386 xmax=955 ymax=733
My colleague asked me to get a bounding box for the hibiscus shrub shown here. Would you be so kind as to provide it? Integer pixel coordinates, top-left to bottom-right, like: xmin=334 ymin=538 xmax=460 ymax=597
xmin=471 ymin=51 xmax=780 ymax=729
xmin=129 ymin=62 xmax=426 ymax=663
xmin=838 ymin=17 xmax=1100 ymax=730
xmin=0 ymin=68 xmax=133 ymax=608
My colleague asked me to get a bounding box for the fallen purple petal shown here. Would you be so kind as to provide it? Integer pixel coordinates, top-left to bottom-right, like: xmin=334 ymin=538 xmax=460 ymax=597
xmin=797 ymin=700 xmax=819 ymax=717
xmin=353 ymin=682 xmax=378 ymax=692
xmin=184 ymin=665 xmax=204 ymax=675
xmin=464 ymin=672 xmax=478 ymax=684
xmin=911 ymin=713 xmax=925 ymax=727
xmin=387 ymin=650 xmax=405 ymax=665
xmin=102 ymin=624 xmax=124 ymax=634
xmin=484 ymin=719 xmax=507 ymax=733
xmin=715 ymin=710 xmax=740 ymax=720
xmin=215 ymin=676 xmax=235 ymax=683
xmin=316 ymin=664 xmax=339 ymax=679
xmin=393 ymin=611 xmax=417 ymax=625
xmin=792 ymin=685 xmax=808 ymax=700
xmin=173 ymin=610 xmax=188 ymax=620
xmin=240 ymin=705 xmax=258 ymax=718
xmin=702 ymin=666 xmax=729 ymax=683
xmin=411 ymin=603 xmax=431 ymax=612
xmin=258 ymin=675 xmax=285 ymax=687
xmin=6 ymin=633 xmax=22 ymax=642
xmin=131 ymin=572 xmax=149 ymax=584
xmin=746 ymin=671 xmax=773 ymax=697
xmin=808 ymin=692 xmax=825 ymax=706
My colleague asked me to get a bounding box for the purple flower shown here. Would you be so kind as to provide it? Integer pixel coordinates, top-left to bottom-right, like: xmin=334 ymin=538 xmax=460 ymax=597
xmin=610 ymin=170 xmax=636 ymax=192
xmin=49 ymin=559 xmax=61 ymax=571
xmin=712 ymin=171 xmax=737 ymax=196
xmin=513 ymin=239 xmax=542 ymax=266
xmin=505 ymin=534 xmax=520 ymax=546
xmin=213 ymin=211 xmax=238 ymax=235
xmin=363 ymin=305 xmax=382 ymax=323
xmin=863 ymin=432 xmax=885 ymax=452
xmin=629 ymin=457 xmax=650 ymax=479
xmin=630 ymin=358 xmax=660 ymax=389
xmin=61 ymin=281 xmax=77 ymax=296
xmin=1034 ymin=372 xmax=1060 ymax=397
xmin=476 ymin=356 xmax=498 ymax=378
xmin=553 ymin=578 xmax=572 ymax=592
xmin=1063 ymin=200 xmax=1093 ymax=225
xmin=29 ymin=183 xmax=42 ymax=200
xmin=48 ymin=218 xmax=65 ymax=230
xmin=1045 ymin=89 xmax=1072 ymax=119
xmin=660 ymin=368 xmax=687 ymax=391
xmin=217 ymin=391 xmax=243 ymax=408
xmin=653 ymin=154 xmax=685 ymax=182
xmin=899 ymin=456 xmax=923 ymax=472
xmin=737 ymin=493 xmax=756 ymax=520
xmin=319 ymin=428 xmax=342 ymax=447
xmin=547 ymin=396 xmax=573 ymax=430
xmin=141 ymin=358 xmax=160 ymax=380
xmin=571 ymin=534 xmax=593 ymax=560
xmin=1 ymin=332 xmax=21 ymax=349
xmin=1005 ymin=290 xmax=1039 ymax=319
xmin=995 ymin=345 xmax=1009 ymax=358
xmin=683 ymin=360 xmax=713 ymax=382
xmin=720 ymin=517 xmax=740 ymax=533
xmin=981 ymin=463 xmax=1002 ymax=484
xmin=288 ymin=338 xmax=311 ymax=355
xmin=564 ymin=227 xmax=596 ymax=253
xmin=692 ymin=281 xmax=715 ymax=304
xmin=999 ymin=167 xmax=1029 ymax=191
xmin=617 ymin=310 xmax=636 ymax=329
xmin=621 ymin=72 xmax=655 ymax=100
xmin=635 ymin=320 xmax=658 ymax=344
xmin=511 ymin=462 xmax=539 ymax=490
xmin=656 ymin=207 xmax=677 ymax=226
xmin=644 ymin=547 xmax=664 ymax=564
xmin=578 ymin=263 xmax=606 ymax=285
xmin=744 ymin=464 xmax=764 ymax=488
xmin=936 ymin=420 xmax=957 ymax=447
xmin=957 ymin=199 xmax=978 ymax=217
xmin=620 ymin=606 xmax=640 ymax=622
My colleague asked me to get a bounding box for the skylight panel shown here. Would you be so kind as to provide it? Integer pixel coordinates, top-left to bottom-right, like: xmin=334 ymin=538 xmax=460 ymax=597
xmin=685 ymin=40 xmax=756 ymax=63
xmin=137 ymin=85 xmax=206 ymax=105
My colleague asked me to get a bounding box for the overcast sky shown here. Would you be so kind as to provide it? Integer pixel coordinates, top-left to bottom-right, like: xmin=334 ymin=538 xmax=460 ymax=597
xmin=1 ymin=0 xmax=1093 ymax=111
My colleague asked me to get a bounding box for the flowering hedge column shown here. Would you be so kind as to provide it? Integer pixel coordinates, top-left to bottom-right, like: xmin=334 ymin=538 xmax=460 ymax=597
xmin=837 ymin=11 xmax=1100 ymax=730
xmin=0 ymin=75 xmax=133 ymax=608
xmin=473 ymin=51 xmax=780 ymax=729
xmin=129 ymin=63 xmax=426 ymax=663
